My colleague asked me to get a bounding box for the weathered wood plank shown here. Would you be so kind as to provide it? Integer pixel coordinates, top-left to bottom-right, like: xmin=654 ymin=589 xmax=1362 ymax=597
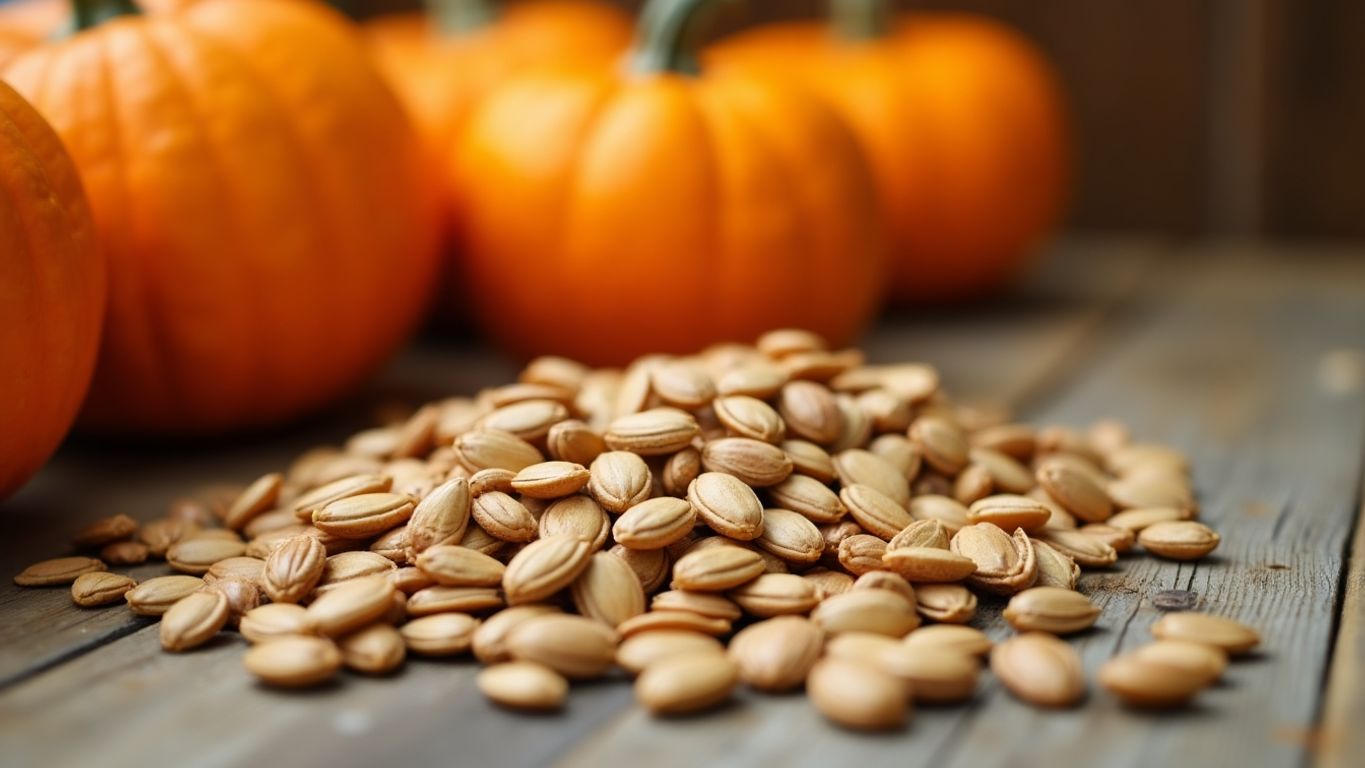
xmin=1319 ymin=493 xmax=1365 ymax=768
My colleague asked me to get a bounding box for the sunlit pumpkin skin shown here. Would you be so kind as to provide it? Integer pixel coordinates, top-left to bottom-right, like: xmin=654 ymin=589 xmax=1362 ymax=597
xmin=710 ymin=6 xmax=1069 ymax=302
xmin=454 ymin=0 xmax=885 ymax=365
xmin=364 ymin=0 xmax=633 ymax=154
xmin=0 ymin=81 xmax=105 ymax=498
xmin=4 ymin=0 xmax=442 ymax=434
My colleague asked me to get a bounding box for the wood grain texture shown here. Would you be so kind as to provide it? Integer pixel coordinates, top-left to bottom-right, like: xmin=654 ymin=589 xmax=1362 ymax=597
xmin=1 ymin=241 xmax=1363 ymax=767
xmin=1319 ymin=495 xmax=1365 ymax=768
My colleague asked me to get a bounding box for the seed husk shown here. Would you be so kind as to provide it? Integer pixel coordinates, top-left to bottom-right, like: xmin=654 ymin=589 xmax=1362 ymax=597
xmin=833 ymin=449 xmax=910 ymax=508
xmin=765 ymin=474 xmax=845 ymax=525
xmin=401 ymin=612 xmax=481 ymax=656
xmin=479 ymin=661 xmax=569 ymax=711
xmin=687 ymin=472 xmax=765 ymax=541
xmin=882 ymin=547 xmax=977 ymax=582
xmin=617 ymin=630 xmax=725 ymax=675
xmin=479 ymin=399 xmax=569 ymax=443
xmin=405 ymin=477 xmax=471 ymax=557
xmin=1106 ymin=506 xmax=1191 ymax=532
xmin=510 ymin=461 xmax=591 ymax=499
xmin=612 ymin=497 xmax=697 ymax=550
xmin=951 ymin=524 xmax=1038 ymax=595
xmin=1031 ymin=539 xmax=1081 ymax=590
xmin=502 ymin=534 xmax=595 ymax=605
xmin=782 ymin=440 xmax=837 ymax=483
xmin=587 ymin=451 xmax=653 ymax=513
xmin=471 ymin=491 xmax=539 ymax=542
xmin=160 ymin=590 xmax=229 ymax=652
xmin=636 ymin=652 xmax=738 ymax=715
xmin=914 ymin=583 xmax=978 ymax=624
xmin=807 ymin=657 xmax=907 ymax=731
xmin=671 ymin=546 xmax=766 ymax=592
xmin=839 ymin=484 xmax=913 ymax=540
xmin=1099 ymin=653 xmax=1208 ymax=708
xmin=1035 ymin=528 xmax=1119 ymax=568
xmin=967 ymin=494 xmax=1052 ymax=531
xmin=243 ymin=636 xmax=342 ymax=688
xmin=604 ymin=408 xmax=701 ymax=455
xmin=224 ymin=473 xmax=283 ymax=531
xmin=1138 ymin=521 xmax=1221 ymax=560
xmin=778 ymin=381 xmax=843 ymax=445
xmin=909 ymin=416 xmax=968 ymax=475
xmin=415 ymin=545 xmax=505 ymax=587
xmin=888 ymin=519 xmax=951 ymax=550
xmin=292 ymin=474 xmax=393 ymax=520
xmin=15 ymin=556 xmax=107 ymax=586
xmin=701 ymin=437 xmax=794 ymax=487
xmin=406 ymin=585 xmax=503 ymax=616
xmin=540 ymin=495 xmax=610 ymax=550
xmin=205 ymin=556 xmax=266 ymax=586
xmin=262 ymin=535 xmax=327 ymax=604
xmin=469 ymin=468 xmax=516 ymax=496
xmin=727 ymin=573 xmax=821 ymax=617
xmin=836 ymin=534 xmax=888 ymax=575
xmin=650 ymin=590 xmax=742 ymax=620
xmin=650 ymin=360 xmax=716 ymax=410
xmin=852 ymin=571 xmax=916 ymax=604
xmin=908 ymin=495 xmax=970 ymax=534
xmin=125 ymin=575 xmax=206 ymax=616
xmin=991 ymin=633 xmax=1086 ymax=708
xmin=313 ymin=493 xmax=414 ymax=539
xmin=1151 ymin=612 xmax=1260 ymax=655
xmin=617 ymin=610 xmax=731 ymax=638
xmin=811 ymin=589 xmax=919 ymax=637
xmin=755 ymin=508 xmax=825 ymax=563
xmin=71 ymin=572 xmax=137 ymax=607
xmin=1003 ymin=587 xmax=1101 ymax=635
xmin=339 ymin=623 xmax=406 ymax=675
xmin=714 ymin=395 xmax=786 ymax=444
xmin=72 ymin=514 xmax=139 ymax=548
xmin=471 ymin=605 xmax=561 ymax=664
xmin=802 ymin=568 xmax=855 ymax=600
xmin=506 ymin=614 xmax=619 ymax=679
xmin=571 ymin=552 xmax=646 ymax=627
xmin=240 ymin=603 xmax=317 ymax=643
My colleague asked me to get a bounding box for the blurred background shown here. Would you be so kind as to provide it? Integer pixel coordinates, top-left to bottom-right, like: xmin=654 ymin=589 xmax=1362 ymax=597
xmin=348 ymin=0 xmax=1365 ymax=240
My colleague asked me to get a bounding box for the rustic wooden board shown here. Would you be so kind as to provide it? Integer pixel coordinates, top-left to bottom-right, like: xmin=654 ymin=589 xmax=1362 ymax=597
xmin=1 ymin=241 xmax=1362 ymax=767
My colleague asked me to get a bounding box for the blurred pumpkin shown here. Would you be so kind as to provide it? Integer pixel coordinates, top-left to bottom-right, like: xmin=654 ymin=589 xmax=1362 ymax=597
xmin=4 ymin=0 xmax=442 ymax=434
xmin=709 ymin=0 xmax=1070 ymax=302
xmin=364 ymin=0 xmax=633 ymax=153
xmin=0 ymin=80 xmax=105 ymax=498
xmin=454 ymin=0 xmax=885 ymax=365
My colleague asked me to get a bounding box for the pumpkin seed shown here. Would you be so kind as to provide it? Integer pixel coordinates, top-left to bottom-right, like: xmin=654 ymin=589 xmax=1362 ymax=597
xmin=14 ymin=556 xmax=106 ymax=586
xmin=71 ymin=572 xmax=137 ymax=607
xmin=991 ymin=633 xmax=1085 ymax=708
xmin=636 ymin=653 xmax=738 ymax=715
xmin=243 ymin=636 xmax=342 ymax=688
xmin=478 ymin=661 xmax=569 ymax=711
xmin=807 ymin=657 xmax=906 ymax=731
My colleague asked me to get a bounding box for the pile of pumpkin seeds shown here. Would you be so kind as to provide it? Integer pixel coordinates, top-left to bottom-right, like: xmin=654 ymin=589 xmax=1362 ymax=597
xmin=14 ymin=329 xmax=1258 ymax=727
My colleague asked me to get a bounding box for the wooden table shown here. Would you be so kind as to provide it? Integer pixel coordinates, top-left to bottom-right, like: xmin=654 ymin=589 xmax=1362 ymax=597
xmin=3 ymin=238 xmax=1363 ymax=768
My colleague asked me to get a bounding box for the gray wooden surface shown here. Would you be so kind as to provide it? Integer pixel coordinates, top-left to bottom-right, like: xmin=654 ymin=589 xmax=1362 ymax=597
xmin=1 ymin=239 xmax=1362 ymax=768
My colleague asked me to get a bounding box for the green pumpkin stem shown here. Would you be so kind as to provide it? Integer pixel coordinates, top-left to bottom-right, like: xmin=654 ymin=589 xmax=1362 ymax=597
xmin=68 ymin=0 xmax=139 ymax=33
xmin=830 ymin=0 xmax=892 ymax=42
xmin=431 ymin=0 xmax=499 ymax=37
xmin=629 ymin=0 xmax=724 ymax=76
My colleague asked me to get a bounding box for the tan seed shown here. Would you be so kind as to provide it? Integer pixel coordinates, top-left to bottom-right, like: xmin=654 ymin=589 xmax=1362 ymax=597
xmin=313 ymin=493 xmax=413 ymax=539
xmin=243 ymin=636 xmax=342 ymax=688
xmin=878 ymin=645 xmax=980 ymax=703
xmin=903 ymin=625 xmax=993 ymax=657
xmin=888 ymin=519 xmax=951 ymax=550
xmin=240 ymin=603 xmax=317 ymax=643
xmin=14 ymin=556 xmax=106 ymax=586
xmin=991 ymin=633 xmax=1085 ymax=708
xmin=416 ymin=545 xmax=505 ymax=587
xmin=840 ymin=484 xmax=914 ymax=540
xmin=469 ymin=467 xmax=516 ymax=496
xmin=728 ymin=616 xmax=823 ymax=692
xmin=472 ymin=605 xmax=561 ymax=664
xmin=72 ymin=514 xmax=138 ymax=548
xmin=540 ymin=495 xmax=610 ymax=550
xmin=766 ymin=474 xmax=845 ymax=524
xmin=1099 ymin=653 xmax=1207 ymax=708
xmin=687 ymin=472 xmax=765 ymax=541
xmin=479 ymin=399 xmax=569 ymax=442
xmin=801 ymin=568 xmax=855 ymax=601
xmin=510 ymin=461 xmax=591 ymax=499
xmin=967 ymin=494 xmax=1052 ymax=531
xmin=613 ymin=497 xmax=696 ymax=550
xmin=713 ymin=396 xmax=785 ymax=444
xmin=617 ymin=630 xmax=725 ymax=675
xmin=1079 ymin=523 xmax=1137 ymax=553
xmin=292 ymin=473 xmax=393 ymax=520
xmin=572 ymin=552 xmax=646 ymax=627
xmin=837 ymin=534 xmax=888 ymax=575
xmin=206 ymin=577 xmax=261 ymax=625
xmin=777 ymin=381 xmax=843 ymax=445
xmin=206 ymin=556 xmax=266 ymax=586
xmin=727 ymin=573 xmax=821 ymax=617
xmin=401 ymin=612 xmax=481 ymax=656
xmin=502 ymin=534 xmax=594 ymax=605
xmin=1003 ymin=587 xmax=1101 ymax=634
xmin=910 ymin=416 xmax=969 ymax=475
xmin=617 ymin=611 xmax=731 ymax=638
xmin=1151 ymin=612 xmax=1260 ymax=655
xmin=1036 ymin=528 xmax=1119 ymax=568
xmin=1133 ymin=640 xmax=1229 ymax=685
xmin=913 ymin=583 xmax=978 ymax=624
xmin=971 ymin=423 xmax=1037 ymax=460
xmin=951 ymin=524 xmax=1038 ymax=595
xmin=160 ymin=590 xmax=229 ymax=652
xmin=306 ymin=575 xmax=396 ymax=637
xmin=715 ymin=362 xmax=788 ymax=399
xmin=454 ymin=429 xmax=544 ymax=473
xmin=71 ymin=572 xmax=137 ymax=607
xmin=1032 ymin=539 xmax=1081 ymax=590
xmin=139 ymin=518 xmax=197 ymax=557
xmin=588 ymin=451 xmax=653 ymax=512
xmin=406 ymin=585 xmax=503 ymax=616
xmin=908 ymin=495 xmax=970 ymax=534
xmin=834 ymin=449 xmax=910 ymax=507
xmin=405 ymin=477 xmax=471 ymax=557
xmin=224 ymin=472 xmax=283 ymax=531
xmin=166 ymin=537 xmax=247 ymax=575
xmin=882 ymin=547 xmax=977 ymax=582
xmin=812 ymin=589 xmax=920 ymax=637
xmin=471 ymin=491 xmax=539 ymax=542
xmin=338 ymin=623 xmax=406 ymax=674
xmin=1138 ymin=521 xmax=1221 ymax=560
xmin=782 ymin=439 xmax=837 ymax=483
xmin=1037 ymin=460 xmax=1113 ymax=522
xmin=807 ymin=657 xmax=906 ymax=731
xmin=650 ymin=360 xmax=716 ymax=409
xmin=852 ymin=571 xmax=916 ymax=604
xmin=262 ymin=535 xmax=326 ymax=604
xmin=636 ymin=652 xmax=738 ymax=715
xmin=661 ymin=447 xmax=702 ymax=497
xmin=650 ymin=590 xmax=742 ymax=620
xmin=479 ymin=662 xmax=569 ymax=711
xmin=671 ymin=546 xmax=765 ymax=592
xmin=506 ymin=614 xmax=619 ymax=679
xmin=125 ymin=575 xmax=205 ymax=616
xmin=96 ymin=540 xmax=147 ymax=566
xmin=700 ymin=437 xmax=793 ymax=487
xmin=604 ymin=408 xmax=701 ymax=455
xmin=545 ymin=419 xmax=606 ymax=466
xmin=754 ymin=508 xmax=825 ymax=564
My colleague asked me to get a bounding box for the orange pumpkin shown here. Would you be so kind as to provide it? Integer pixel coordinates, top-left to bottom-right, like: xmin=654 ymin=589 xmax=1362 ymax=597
xmin=4 ymin=0 xmax=442 ymax=434
xmin=454 ymin=0 xmax=886 ymax=365
xmin=364 ymin=0 xmax=633 ymax=153
xmin=0 ymin=81 xmax=105 ymax=498
xmin=709 ymin=0 xmax=1070 ymax=302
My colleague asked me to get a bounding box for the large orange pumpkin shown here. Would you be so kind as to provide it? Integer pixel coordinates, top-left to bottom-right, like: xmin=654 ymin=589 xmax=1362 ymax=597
xmin=0 ymin=81 xmax=105 ymax=498
xmin=454 ymin=0 xmax=886 ymax=365
xmin=364 ymin=0 xmax=633 ymax=153
xmin=709 ymin=0 xmax=1070 ymax=302
xmin=4 ymin=0 xmax=442 ymax=434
